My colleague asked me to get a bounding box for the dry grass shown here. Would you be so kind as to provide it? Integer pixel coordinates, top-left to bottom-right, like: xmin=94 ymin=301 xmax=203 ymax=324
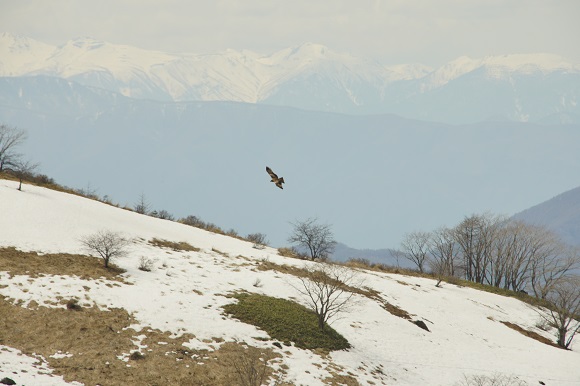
xmin=0 ymin=246 xmax=288 ymax=385
xmin=148 ymin=238 xmax=200 ymax=252
xmin=0 ymin=295 xmax=285 ymax=385
xmin=0 ymin=247 xmax=126 ymax=281
xmin=500 ymin=321 xmax=560 ymax=349
xmin=380 ymin=301 xmax=413 ymax=320
xmin=344 ymin=258 xmax=428 ymax=279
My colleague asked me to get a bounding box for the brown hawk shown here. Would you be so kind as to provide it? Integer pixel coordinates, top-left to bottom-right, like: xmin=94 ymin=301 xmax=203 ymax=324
xmin=266 ymin=166 xmax=285 ymax=189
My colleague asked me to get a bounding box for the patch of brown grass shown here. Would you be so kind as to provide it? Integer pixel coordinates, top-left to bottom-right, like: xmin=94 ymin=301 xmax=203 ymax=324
xmin=380 ymin=302 xmax=413 ymax=320
xmin=500 ymin=321 xmax=560 ymax=349
xmin=277 ymin=247 xmax=308 ymax=259
xmin=0 ymin=247 xmax=126 ymax=281
xmin=0 ymin=295 xmax=285 ymax=385
xmin=344 ymin=258 xmax=427 ymax=278
xmin=148 ymin=238 xmax=200 ymax=252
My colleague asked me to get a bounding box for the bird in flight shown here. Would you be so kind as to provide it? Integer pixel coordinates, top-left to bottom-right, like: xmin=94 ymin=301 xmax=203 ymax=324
xmin=266 ymin=166 xmax=285 ymax=189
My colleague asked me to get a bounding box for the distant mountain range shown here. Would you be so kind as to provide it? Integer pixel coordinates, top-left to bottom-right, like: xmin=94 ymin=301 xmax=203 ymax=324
xmin=514 ymin=185 xmax=580 ymax=247
xmin=1 ymin=73 xmax=579 ymax=250
xmin=2 ymin=32 xmax=579 ymax=124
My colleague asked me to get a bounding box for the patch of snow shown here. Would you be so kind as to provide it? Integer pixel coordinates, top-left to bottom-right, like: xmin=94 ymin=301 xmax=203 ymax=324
xmin=0 ymin=345 xmax=82 ymax=385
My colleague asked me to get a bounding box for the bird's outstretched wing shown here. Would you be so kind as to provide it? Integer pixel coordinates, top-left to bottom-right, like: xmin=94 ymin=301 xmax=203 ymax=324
xmin=266 ymin=166 xmax=278 ymax=179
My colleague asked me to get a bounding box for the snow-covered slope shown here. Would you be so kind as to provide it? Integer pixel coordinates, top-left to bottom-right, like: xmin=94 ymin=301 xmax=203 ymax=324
xmin=2 ymin=32 xmax=579 ymax=122
xmin=1 ymin=178 xmax=579 ymax=385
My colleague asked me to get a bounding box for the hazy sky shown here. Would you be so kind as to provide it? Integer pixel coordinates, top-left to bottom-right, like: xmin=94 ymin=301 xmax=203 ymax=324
xmin=2 ymin=0 xmax=579 ymax=66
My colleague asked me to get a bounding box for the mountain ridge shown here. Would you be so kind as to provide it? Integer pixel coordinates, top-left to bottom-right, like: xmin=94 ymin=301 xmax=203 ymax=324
xmin=2 ymin=32 xmax=579 ymax=123
xmin=513 ymin=185 xmax=580 ymax=247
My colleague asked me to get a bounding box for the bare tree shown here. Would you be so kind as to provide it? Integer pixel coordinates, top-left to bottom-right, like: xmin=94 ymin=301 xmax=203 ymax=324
xmin=400 ymin=231 xmax=432 ymax=273
xmin=428 ymin=226 xmax=459 ymax=279
xmin=134 ymin=192 xmax=150 ymax=214
xmin=530 ymin=242 xmax=580 ymax=300
xmin=454 ymin=213 xmax=503 ymax=284
xmin=80 ymin=230 xmax=130 ymax=268
xmin=293 ymin=263 xmax=361 ymax=330
xmin=0 ymin=124 xmax=27 ymax=172
xmin=537 ymin=276 xmax=580 ymax=349
xmin=10 ymin=159 xmax=39 ymax=191
xmin=288 ymin=217 xmax=336 ymax=261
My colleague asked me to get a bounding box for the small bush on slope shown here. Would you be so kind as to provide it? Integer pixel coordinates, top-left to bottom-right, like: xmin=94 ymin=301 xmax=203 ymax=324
xmin=223 ymin=292 xmax=351 ymax=352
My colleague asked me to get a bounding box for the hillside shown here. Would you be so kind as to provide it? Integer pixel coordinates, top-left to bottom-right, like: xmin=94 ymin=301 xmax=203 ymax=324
xmin=0 ymin=178 xmax=579 ymax=385
xmin=2 ymin=77 xmax=579 ymax=251
xmin=513 ymin=185 xmax=580 ymax=247
xmin=1 ymin=33 xmax=580 ymax=123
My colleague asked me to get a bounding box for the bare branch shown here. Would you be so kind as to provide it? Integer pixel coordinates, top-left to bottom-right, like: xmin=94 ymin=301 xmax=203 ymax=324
xmin=288 ymin=217 xmax=336 ymax=261
xmin=0 ymin=124 xmax=27 ymax=172
xmin=292 ymin=263 xmax=362 ymax=330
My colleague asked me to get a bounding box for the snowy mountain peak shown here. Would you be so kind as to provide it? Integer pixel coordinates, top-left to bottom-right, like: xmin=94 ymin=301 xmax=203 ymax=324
xmin=422 ymin=53 xmax=580 ymax=89
xmin=290 ymin=42 xmax=331 ymax=57
xmin=481 ymin=53 xmax=576 ymax=72
xmin=62 ymin=36 xmax=106 ymax=51
xmin=0 ymin=33 xmax=55 ymax=75
xmin=1 ymin=33 xmax=580 ymax=122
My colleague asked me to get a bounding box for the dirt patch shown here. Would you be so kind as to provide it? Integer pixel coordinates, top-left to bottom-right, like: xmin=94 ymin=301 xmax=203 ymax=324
xmin=0 ymin=247 xmax=126 ymax=281
xmin=500 ymin=321 xmax=559 ymax=348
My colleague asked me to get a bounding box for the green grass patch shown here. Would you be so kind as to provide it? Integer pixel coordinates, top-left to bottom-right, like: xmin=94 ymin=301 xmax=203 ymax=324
xmin=223 ymin=292 xmax=350 ymax=352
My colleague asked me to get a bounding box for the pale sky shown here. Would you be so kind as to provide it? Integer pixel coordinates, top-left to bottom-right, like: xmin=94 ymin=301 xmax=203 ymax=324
xmin=1 ymin=0 xmax=579 ymax=66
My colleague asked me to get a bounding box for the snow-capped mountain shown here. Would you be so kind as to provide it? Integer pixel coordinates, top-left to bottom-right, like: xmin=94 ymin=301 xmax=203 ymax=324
xmin=2 ymin=32 xmax=579 ymax=123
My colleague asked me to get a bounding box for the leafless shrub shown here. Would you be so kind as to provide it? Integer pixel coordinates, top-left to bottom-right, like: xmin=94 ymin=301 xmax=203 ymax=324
xmin=231 ymin=346 xmax=269 ymax=386
xmin=138 ymin=256 xmax=156 ymax=272
xmin=252 ymin=278 xmax=263 ymax=288
xmin=80 ymin=230 xmax=130 ymax=268
xmin=292 ymin=263 xmax=362 ymax=330
xmin=180 ymin=215 xmax=206 ymax=228
xmin=455 ymin=373 xmax=528 ymax=386
xmin=247 ymin=233 xmax=269 ymax=247
xmin=151 ymin=210 xmax=175 ymax=221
